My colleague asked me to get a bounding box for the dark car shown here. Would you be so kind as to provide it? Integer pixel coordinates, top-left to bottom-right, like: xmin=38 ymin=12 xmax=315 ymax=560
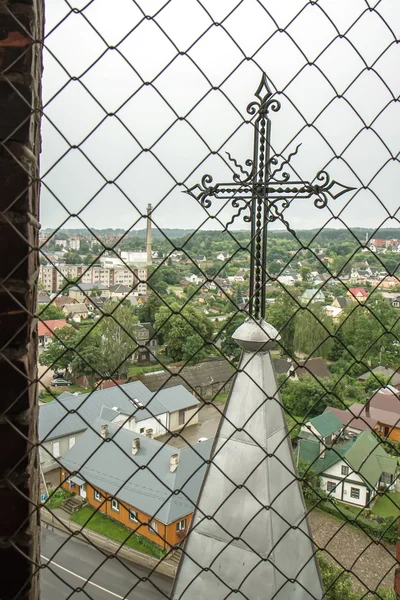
xmin=50 ymin=378 xmax=72 ymax=387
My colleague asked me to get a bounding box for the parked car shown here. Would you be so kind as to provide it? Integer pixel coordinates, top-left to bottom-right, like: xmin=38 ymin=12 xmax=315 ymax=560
xmin=50 ymin=378 xmax=72 ymax=387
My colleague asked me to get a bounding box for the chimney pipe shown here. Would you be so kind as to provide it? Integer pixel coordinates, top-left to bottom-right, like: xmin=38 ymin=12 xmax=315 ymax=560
xmin=146 ymin=203 xmax=152 ymax=266
xmin=365 ymin=399 xmax=370 ymax=418
xmin=132 ymin=438 xmax=140 ymax=455
xmin=101 ymin=424 xmax=109 ymax=439
xmin=170 ymin=453 xmax=179 ymax=473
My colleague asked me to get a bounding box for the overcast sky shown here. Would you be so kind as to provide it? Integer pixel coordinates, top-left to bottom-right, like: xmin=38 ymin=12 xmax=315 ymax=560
xmin=40 ymin=0 xmax=400 ymax=235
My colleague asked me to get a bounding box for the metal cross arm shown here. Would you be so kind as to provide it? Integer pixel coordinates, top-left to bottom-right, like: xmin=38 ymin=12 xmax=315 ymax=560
xmin=184 ymin=73 xmax=355 ymax=321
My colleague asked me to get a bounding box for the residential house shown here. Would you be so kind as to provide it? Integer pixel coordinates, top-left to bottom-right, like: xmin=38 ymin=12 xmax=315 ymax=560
xmin=300 ymin=289 xmax=326 ymax=304
xmin=300 ymin=412 xmax=343 ymax=447
xmin=297 ymin=430 xmax=397 ymax=508
xmin=347 ymin=287 xmax=368 ymax=302
xmin=54 ymin=295 xmax=78 ymax=308
xmin=195 ymin=254 xmax=206 ymax=263
xmin=185 ymin=274 xmax=203 ymax=285
xmin=216 ymin=252 xmax=229 ymax=261
xmin=132 ymin=323 xmax=158 ymax=363
xmin=273 ymin=357 xmax=331 ymax=381
xmin=323 ymin=305 xmax=343 ymax=322
xmin=197 ymin=292 xmax=209 ymax=304
xmin=39 ymin=381 xmax=200 ymax=474
xmin=324 ymin=406 xmax=378 ymax=438
xmin=277 ymin=275 xmax=295 ymax=286
xmin=37 ymin=319 xmax=69 ymax=347
xmin=108 ymin=284 xmax=135 ymax=298
xmin=357 ymin=366 xmax=400 ymax=390
xmin=60 ymin=421 xmax=213 ymax=549
xmin=381 ymin=292 xmax=400 ymax=309
xmin=331 ymin=296 xmax=352 ymax=311
xmin=62 ymin=303 xmax=89 ymax=322
xmin=137 ymin=357 xmax=235 ymax=399
xmin=381 ymin=276 xmax=400 ymax=289
xmin=37 ymin=292 xmax=51 ymax=305
xmin=69 ymin=282 xmax=108 ymax=302
xmin=329 ymin=388 xmax=400 ymax=441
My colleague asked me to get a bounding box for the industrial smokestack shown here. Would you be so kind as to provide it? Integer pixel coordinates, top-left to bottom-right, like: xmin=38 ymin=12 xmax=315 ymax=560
xmin=146 ymin=203 xmax=152 ymax=266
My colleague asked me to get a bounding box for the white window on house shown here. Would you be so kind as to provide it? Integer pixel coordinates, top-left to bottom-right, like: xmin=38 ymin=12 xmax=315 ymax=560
xmin=129 ymin=509 xmax=138 ymax=523
xmin=326 ymin=481 xmax=336 ymax=493
xmin=341 ymin=465 xmax=349 ymax=476
xmin=94 ymin=490 xmax=102 ymax=502
xmin=381 ymin=472 xmax=392 ymax=485
xmin=111 ymin=499 xmax=120 ymax=512
xmin=176 ymin=519 xmax=187 ymax=532
xmin=69 ymin=436 xmax=76 ymax=449
xmin=149 ymin=520 xmax=158 ymax=533
xmin=52 ymin=441 xmax=60 ymax=458
xmin=350 ymin=487 xmax=360 ymax=499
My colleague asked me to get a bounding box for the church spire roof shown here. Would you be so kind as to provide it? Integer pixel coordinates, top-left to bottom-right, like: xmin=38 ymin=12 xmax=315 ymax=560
xmin=172 ymin=319 xmax=323 ymax=599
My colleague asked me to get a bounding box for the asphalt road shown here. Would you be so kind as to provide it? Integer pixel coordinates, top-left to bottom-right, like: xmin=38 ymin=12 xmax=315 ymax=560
xmin=41 ymin=527 xmax=173 ymax=599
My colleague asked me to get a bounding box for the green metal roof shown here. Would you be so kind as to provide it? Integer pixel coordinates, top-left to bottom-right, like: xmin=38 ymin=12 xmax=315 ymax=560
xmin=298 ymin=430 xmax=396 ymax=488
xmin=306 ymin=412 xmax=343 ymax=438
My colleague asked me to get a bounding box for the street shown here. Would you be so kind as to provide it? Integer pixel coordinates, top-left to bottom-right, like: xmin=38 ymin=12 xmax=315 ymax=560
xmin=41 ymin=527 xmax=173 ymax=599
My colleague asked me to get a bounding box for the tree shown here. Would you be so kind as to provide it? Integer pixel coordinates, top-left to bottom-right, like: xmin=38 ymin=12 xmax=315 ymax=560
xmin=280 ymin=375 xmax=341 ymax=418
xmin=101 ymin=301 xmax=139 ymax=378
xmin=155 ymin=302 xmax=214 ymax=363
xmin=267 ymin=293 xmax=298 ymax=355
xmin=70 ymin=338 xmax=106 ymax=387
xmin=268 ymin=261 xmax=281 ymax=276
xmin=37 ymin=303 xmax=65 ymax=320
xmin=300 ymin=265 xmax=312 ymax=282
xmin=297 ymin=458 xmax=323 ymax=507
xmin=364 ymin=372 xmax=390 ymax=395
xmin=293 ymin=306 xmax=333 ymax=359
xmin=38 ymin=326 xmax=78 ymax=375
xmin=137 ymin=293 xmax=162 ymax=323
xmin=218 ymin=312 xmax=246 ymax=362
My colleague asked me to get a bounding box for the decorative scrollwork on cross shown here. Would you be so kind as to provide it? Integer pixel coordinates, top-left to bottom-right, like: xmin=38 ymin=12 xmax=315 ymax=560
xmin=184 ymin=73 xmax=355 ymax=320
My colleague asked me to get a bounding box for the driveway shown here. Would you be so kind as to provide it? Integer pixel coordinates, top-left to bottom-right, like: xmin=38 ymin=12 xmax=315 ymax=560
xmin=158 ymin=400 xmax=225 ymax=448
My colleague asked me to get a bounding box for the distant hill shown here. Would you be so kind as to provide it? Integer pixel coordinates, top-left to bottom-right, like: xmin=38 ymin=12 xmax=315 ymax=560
xmin=42 ymin=227 xmax=400 ymax=242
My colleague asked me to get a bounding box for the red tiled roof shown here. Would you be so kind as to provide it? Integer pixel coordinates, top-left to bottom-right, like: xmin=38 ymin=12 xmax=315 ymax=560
xmin=348 ymin=287 xmax=368 ymax=297
xmin=37 ymin=319 xmax=69 ymax=338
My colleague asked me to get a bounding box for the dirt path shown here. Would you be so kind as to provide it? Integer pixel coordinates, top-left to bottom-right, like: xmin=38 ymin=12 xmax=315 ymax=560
xmin=308 ymin=509 xmax=397 ymax=592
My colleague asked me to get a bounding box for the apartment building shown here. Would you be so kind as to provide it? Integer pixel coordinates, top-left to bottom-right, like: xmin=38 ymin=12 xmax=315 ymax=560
xmin=39 ymin=264 xmax=147 ymax=295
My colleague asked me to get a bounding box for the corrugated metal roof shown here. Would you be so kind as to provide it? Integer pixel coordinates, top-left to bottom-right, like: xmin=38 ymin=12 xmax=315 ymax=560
xmin=61 ymin=420 xmax=213 ymax=524
xmin=306 ymin=412 xmax=342 ymax=438
xmin=39 ymin=381 xmax=200 ymax=441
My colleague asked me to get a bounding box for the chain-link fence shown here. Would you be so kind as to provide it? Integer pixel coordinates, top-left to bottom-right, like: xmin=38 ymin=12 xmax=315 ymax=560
xmin=2 ymin=0 xmax=400 ymax=598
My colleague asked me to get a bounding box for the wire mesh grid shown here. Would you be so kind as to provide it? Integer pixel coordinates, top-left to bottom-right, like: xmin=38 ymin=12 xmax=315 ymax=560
xmin=1 ymin=0 xmax=400 ymax=598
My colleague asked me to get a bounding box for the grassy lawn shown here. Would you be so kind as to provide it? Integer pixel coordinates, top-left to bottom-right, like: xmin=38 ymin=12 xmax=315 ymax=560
xmin=45 ymin=488 xmax=73 ymax=510
xmin=373 ymin=492 xmax=400 ymax=517
xmin=128 ymin=363 xmax=164 ymax=377
xmin=71 ymin=506 xmax=165 ymax=559
xmin=213 ymin=392 xmax=229 ymax=403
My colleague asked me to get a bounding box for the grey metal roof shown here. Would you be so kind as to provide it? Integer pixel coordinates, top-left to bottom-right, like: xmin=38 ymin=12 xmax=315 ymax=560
xmin=39 ymin=381 xmax=200 ymax=441
xmin=69 ymin=283 xmax=107 ymax=291
xmin=137 ymin=357 xmax=235 ymax=394
xmin=61 ymin=420 xmax=213 ymax=524
xmin=172 ymin=319 xmax=323 ymax=599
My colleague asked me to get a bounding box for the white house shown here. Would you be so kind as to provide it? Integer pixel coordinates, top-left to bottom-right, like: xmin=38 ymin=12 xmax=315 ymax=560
xmin=298 ymin=425 xmax=397 ymax=508
xmin=39 ymin=382 xmax=200 ymax=475
xmin=185 ymin=274 xmax=203 ymax=285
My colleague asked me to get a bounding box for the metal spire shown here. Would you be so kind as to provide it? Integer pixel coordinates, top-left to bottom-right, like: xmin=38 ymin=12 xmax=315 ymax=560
xmin=172 ymin=320 xmax=324 ymax=598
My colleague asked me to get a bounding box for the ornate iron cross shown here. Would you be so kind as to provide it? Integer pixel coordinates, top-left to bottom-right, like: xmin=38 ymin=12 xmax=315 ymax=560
xmin=185 ymin=73 xmax=355 ymax=320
